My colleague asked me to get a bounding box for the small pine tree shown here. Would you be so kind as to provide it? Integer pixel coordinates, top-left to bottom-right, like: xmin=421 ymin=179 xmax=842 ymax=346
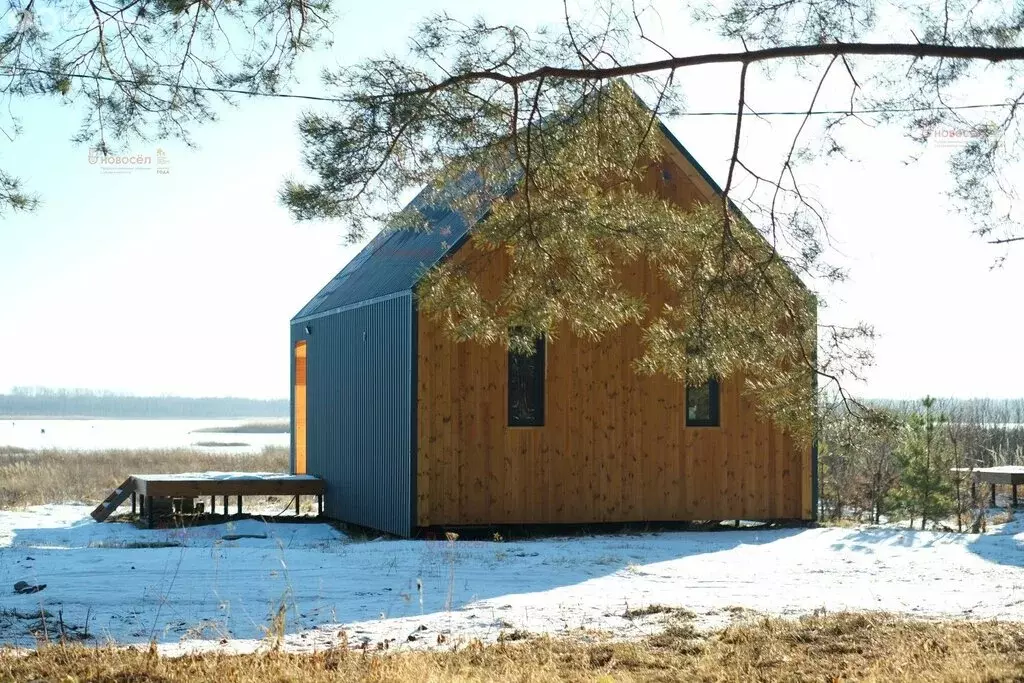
xmin=892 ymin=397 xmax=955 ymax=530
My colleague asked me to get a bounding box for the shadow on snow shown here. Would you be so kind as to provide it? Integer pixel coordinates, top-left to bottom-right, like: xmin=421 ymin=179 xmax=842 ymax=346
xmin=825 ymin=515 xmax=1024 ymax=569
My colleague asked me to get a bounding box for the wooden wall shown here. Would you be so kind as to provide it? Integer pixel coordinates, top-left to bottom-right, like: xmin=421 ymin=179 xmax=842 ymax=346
xmin=415 ymin=144 xmax=813 ymax=527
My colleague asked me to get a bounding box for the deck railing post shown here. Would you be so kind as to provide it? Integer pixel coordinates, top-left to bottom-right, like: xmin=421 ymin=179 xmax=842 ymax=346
xmin=295 ymin=495 xmax=300 ymax=516
xmin=991 ymin=483 xmax=997 ymax=508
xmin=131 ymin=492 xmax=137 ymax=515
xmin=223 ymin=495 xmax=229 ymax=515
xmin=237 ymin=495 xmax=242 ymax=515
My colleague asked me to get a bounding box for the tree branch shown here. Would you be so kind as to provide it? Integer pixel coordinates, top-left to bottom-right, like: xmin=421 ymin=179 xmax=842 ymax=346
xmin=382 ymin=42 xmax=1024 ymax=100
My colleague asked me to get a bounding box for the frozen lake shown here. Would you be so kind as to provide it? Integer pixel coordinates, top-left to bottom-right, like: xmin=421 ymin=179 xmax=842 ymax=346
xmin=0 ymin=418 xmax=289 ymax=454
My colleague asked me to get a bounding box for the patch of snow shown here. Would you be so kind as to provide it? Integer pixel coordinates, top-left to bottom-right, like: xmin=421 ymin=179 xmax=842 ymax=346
xmin=133 ymin=472 xmax=318 ymax=482
xmin=2 ymin=505 xmax=1024 ymax=654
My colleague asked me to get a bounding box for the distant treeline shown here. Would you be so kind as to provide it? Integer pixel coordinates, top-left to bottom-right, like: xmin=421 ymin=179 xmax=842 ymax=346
xmin=866 ymin=397 xmax=1024 ymax=424
xmin=0 ymin=387 xmax=288 ymax=419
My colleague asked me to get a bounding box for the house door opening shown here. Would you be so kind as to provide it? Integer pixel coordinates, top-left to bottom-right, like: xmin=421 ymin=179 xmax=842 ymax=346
xmin=294 ymin=340 xmax=307 ymax=475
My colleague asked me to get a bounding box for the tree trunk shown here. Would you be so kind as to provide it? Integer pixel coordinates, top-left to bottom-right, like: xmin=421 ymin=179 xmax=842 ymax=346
xmin=872 ymin=472 xmax=881 ymax=525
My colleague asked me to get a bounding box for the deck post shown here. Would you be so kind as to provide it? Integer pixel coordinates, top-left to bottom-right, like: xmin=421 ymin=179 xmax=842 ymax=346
xmin=295 ymin=495 xmax=301 ymax=516
xmin=237 ymin=495 xmax=242 ymax=514
xmin=317 ymin=494 xmax=323 ymax=516
xmin=131 ymin=492 xmax=137 ymax=515
xmin=991 ymin=483 xmax=997 ymax=508
xmin=211 ymin=495 xmax=216 ymax=515
xmin=146 ymin=496 xmax=154 ymax=528
xmin=1014 ymin=485 xmax=1019 ymax=508
xmin=223 ymin=495 xmax=229 ymax=515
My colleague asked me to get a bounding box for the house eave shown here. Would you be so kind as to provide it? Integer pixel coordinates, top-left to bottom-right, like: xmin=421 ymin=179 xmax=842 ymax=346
xmin=291 ymin=290 xmax=414 ymax=325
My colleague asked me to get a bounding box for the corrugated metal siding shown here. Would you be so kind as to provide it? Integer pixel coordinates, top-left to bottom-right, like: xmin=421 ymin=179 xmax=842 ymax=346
xmin=291 ymin=294 xmax=414 ymax=536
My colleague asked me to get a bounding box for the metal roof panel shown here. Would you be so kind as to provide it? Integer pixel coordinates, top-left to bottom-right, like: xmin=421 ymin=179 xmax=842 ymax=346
xmin=293 ymin=166 xmax=518 ymax=321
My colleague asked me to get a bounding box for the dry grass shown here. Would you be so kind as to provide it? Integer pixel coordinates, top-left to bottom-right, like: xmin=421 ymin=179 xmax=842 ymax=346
xmin=622 ymin=604 xmax=696 ymax=621
xmin=191 ymin=421 xmax=290 ymax=434
xmin=990 ymin=508 xmax=1016 ymax=526
xmin=2 ymin=613 xmax=1024 ymax=682
xmin=0 ymin=447 xmax=288 ymax=509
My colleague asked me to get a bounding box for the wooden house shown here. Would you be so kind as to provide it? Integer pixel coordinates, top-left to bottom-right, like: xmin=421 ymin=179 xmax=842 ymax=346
xmin=290 ymin=117 xmax=817 ymax=537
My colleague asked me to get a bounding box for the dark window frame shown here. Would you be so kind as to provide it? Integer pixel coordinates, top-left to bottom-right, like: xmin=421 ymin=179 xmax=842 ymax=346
xmin=686 ymin=378 xmax=721 ymax=427
xmin=507 ymin=334 xmax=546 ymax=427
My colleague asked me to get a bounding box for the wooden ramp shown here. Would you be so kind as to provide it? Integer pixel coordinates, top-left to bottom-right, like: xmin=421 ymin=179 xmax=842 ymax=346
xmin=91 ymin=478 xmax=137 ymax=522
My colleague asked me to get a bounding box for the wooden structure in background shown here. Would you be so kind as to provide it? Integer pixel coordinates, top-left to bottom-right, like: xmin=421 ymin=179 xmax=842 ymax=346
xmin=92 ymin=473 xmax=324 ymax=526
xmin=955 ymin=466 xmax=1024 ymax=508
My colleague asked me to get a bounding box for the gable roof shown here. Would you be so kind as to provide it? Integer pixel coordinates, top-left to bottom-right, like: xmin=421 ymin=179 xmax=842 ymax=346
xmin=292 ymin=118 xmax=783 ymax=324
xmin=292 ymin=166 xmax=521 ymax=322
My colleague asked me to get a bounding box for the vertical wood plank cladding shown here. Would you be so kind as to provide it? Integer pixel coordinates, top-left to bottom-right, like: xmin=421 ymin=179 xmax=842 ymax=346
xmin=415 ymin=153 xmax=812 ymax=527
xmin=622 ymin=318 xmax=642 ymax=519
xmin=416 ymin=328 xmax=431 ymax=525
xmin=566 ymin=338 xmax=586 ymax=520
xmin=456 ymin=336 xmax=470 ymax=521
xmin=482 ymin=340 xmax=500 ymax=522
xmin=801 ymin=431 xmax=813 ymax=518
xmin=774 ymin=426 xmax=788 ymax=518
xmin=432 ymin=320 xmax=450 ymax=523
xmin=546 ymin=324 xmax=568 ymax=519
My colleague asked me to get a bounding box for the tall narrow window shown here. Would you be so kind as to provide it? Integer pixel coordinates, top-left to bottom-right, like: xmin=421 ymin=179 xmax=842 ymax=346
xmin=508 ymin=334 xmax=545 ymax=427
xmin=686 ymin=378 xmax=720 ymax=427
xmin=294 ymin=341 xmax=308 ymax=474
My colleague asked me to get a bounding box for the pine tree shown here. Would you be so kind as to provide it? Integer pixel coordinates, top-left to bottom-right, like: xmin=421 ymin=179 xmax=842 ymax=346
xmin=892 ymin=397 xmax=954 ymax=530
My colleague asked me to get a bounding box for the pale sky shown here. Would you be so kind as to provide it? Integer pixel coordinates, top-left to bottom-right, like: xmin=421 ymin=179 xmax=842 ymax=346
xmin=0 ymin=0 xmax=1021 ymax=400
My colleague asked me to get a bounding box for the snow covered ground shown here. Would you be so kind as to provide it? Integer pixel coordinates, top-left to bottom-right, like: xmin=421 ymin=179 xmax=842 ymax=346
xmin=2 ymin=505 xmax=1024 ymax=654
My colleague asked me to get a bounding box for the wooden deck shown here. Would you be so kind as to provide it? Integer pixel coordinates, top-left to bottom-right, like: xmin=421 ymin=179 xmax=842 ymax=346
xmin=91 ymin=472 xmax=325 ymax=525
xmin=953 ymin=467 xmax=1024 ymax=507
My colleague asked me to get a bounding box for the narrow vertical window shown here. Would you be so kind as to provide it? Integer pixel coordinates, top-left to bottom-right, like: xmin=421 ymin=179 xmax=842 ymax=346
xmin=294 ymin=340 xmax=308 ymax=474
xmin=508 ymin=334 xmax=545 ymax=427
xmin=686 ymin=378 xmax=720 ymax=427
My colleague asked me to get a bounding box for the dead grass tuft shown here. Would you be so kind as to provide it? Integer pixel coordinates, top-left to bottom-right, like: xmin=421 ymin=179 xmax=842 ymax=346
xmin=497 ymin=629 xmax=532 ymax=643
xmin=0 ymin=447 xmax=288 ymax=509
xmin=622 ymin=604 xmax=696 ymax=621
xmin=3 ymin=613 xmax=1024 ymax=681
